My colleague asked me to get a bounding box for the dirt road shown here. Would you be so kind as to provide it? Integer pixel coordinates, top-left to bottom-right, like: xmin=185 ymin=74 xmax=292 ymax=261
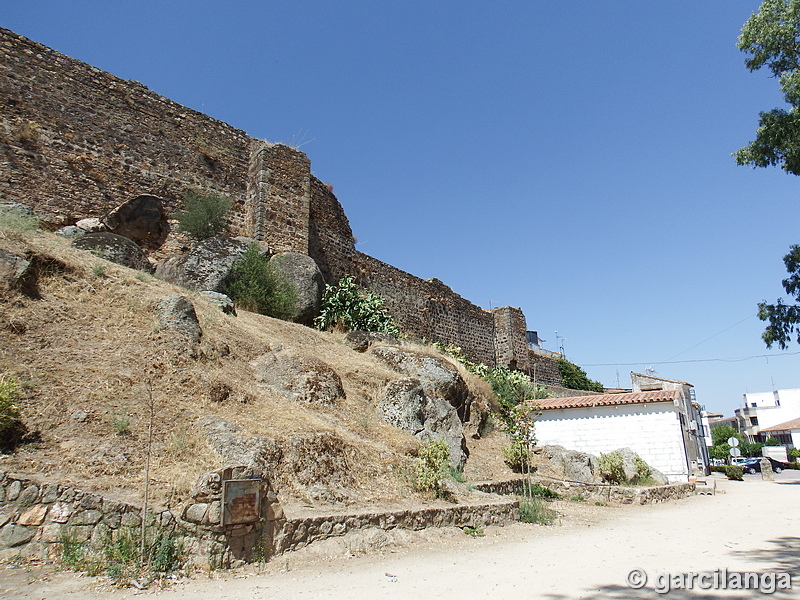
xmin=3 ymin=472 xmax=798 ymax=599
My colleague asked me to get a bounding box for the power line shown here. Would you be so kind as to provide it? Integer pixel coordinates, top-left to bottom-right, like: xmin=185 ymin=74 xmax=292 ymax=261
xmin=583 ymin=351 xmax=800 ymax=367
xmin=661 ymin=313 xmax=758 ymax=363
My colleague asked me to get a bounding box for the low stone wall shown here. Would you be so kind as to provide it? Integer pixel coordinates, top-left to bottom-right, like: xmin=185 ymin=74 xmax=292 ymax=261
xmin=0 ymin=471 xmax=152 ymax=561
xmin=0 ymin=470 xmax=519 ymax=567
xmin=276 ymin=499 xmax=519 ymax=553
xmin=474 ymin=477 xmax=696 ymax=505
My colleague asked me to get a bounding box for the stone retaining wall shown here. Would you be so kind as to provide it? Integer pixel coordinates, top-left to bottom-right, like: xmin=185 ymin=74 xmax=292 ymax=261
xmin=276 ymin=499 xmax=519 ymax=553
xmin=474 ymin=477 xmax=696 ymax=505
xmin=0 ymin=470 xmax=519 ymax=568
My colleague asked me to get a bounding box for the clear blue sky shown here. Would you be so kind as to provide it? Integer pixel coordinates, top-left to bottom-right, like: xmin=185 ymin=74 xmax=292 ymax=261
xmin=4 ymin=1 xmax=799 ymax=415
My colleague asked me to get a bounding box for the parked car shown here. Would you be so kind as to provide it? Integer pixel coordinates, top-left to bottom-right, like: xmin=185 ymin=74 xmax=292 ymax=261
xmin=740 ymin=457 xmax=786 ymax=474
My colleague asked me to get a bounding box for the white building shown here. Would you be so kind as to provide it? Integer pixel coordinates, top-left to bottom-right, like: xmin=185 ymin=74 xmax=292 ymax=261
xmin=757 ymin=417 xmax=800 ymax=449
xmin=735 ymin=388 xmax=800 ymax=442
xmin=535 ymin=389 xmax=698 ymax=483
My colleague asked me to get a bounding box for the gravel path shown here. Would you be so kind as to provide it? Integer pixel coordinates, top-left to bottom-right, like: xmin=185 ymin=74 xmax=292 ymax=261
xmin=3 ymin=471 xmax=798 ymax=599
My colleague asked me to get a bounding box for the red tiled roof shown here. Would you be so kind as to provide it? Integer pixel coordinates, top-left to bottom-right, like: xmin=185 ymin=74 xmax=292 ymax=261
xmin=760 ymin=417 xmax=800 ymax=433
xmin=538 ymin=389 xmax=681 ymax=410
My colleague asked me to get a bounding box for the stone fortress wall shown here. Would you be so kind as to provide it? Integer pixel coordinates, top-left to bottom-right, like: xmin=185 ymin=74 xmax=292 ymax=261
xmin=0 ymin=26 xmax=562 ymax=385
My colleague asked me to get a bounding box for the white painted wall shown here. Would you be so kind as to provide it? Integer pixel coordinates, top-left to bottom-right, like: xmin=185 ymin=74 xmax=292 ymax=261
xmin=791 ymin=429 xmax=800 ymax=449
xmin=536 ymin=403 xmax=689 ymax=482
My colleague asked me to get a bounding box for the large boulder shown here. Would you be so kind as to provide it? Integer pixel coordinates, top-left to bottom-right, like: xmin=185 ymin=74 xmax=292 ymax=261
xmin=102 ymin=195 xmax=168 ymax=247
xmin=608 ymin=447 xmax=667 ymax=485
xmin=200 ymin=417 xmax=282 ymax=475
xmin=154 ymin=295 xmax=202 ymax=344
xmin=268 ymin=252 xmax=324 ymax=326
xmin=343 ymin=330 xmax=399 ymax=353
xmin=155 ymin=236 xmax=253 ymax=292
xmin=378 ymin=377 xmax=468 ymax=470
xmin=71 ymin=232 xmax=153 ymax=272
xmin=280 ymin=432 xmax=355 ymax=502
xmin=369 ymin=345 xmax=471 ymax=421
xmin=251 ymin=346 xmax=345 ymax=405
xmin=537 ymin=445 xmax=602 ymax=484
xmin=0 ymin=249 xmax=32 ymax=292
xmin=378 ymin=379 xmax=426 ymax=433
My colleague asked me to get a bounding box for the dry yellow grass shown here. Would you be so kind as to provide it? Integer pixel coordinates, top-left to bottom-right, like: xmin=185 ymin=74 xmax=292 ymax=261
xmin=0 ymin=229 xmax=514 ymax=511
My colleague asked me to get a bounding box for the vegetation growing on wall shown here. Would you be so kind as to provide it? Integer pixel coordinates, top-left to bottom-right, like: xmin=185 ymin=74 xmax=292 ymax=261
xmin=174 ymin=189 xmax=232 ymax=240
xmin=225 ymin=244 xmax=298 ymax=320
xmin=314 ymin=276 xmax=401 ymax=336
xmin=432 ymin=341 xmax=546 ymax=470
xmin=556 ymin=358 xmax=604 ymax=392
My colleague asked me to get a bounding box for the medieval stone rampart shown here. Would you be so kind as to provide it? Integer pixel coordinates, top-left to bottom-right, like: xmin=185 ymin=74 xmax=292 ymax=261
xmin=0 ymin=26 xmax=562 ymax=383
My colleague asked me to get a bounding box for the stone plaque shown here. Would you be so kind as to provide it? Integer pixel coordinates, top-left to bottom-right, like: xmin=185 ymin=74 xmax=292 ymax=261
xmin=222 ymin=479 xmax=261 ymax=526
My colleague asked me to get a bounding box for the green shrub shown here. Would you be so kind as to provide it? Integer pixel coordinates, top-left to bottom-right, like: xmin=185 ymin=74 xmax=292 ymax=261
xmin=724 ymin=465 xmax=744 ymax=481
xmin=412 ymin=439 xmax=451 ymax=495
xmin=0 ymin=375 xmax=22 ymax=438
xmin=789 ymin=448 xmax=800 ymax=461
xmin=519 ymin=496 xmax=556 ymax=524
xmin=174 ymin=189 xmax=232 ymax=240
xmin=598 ymin=451 xmax=626 ymax=484
xmin=503 ymin=439 xmax=532 ymax=473
xmin=0 ymin=205 xmax=39 ymax=234
xmin=59 ymin=525 xmax=184 ymax=583
xmin=314 ymin=276 xmax=400 ymax=336
xmin=110 ymin=415 xmax=130 ymax=436
xmin=598 ymin=450 xmax=652 ymax=485
xmin=225 ymin=244 xmax=298 ymax=320
xmin=633 ymin=455 xmax=652 ymax=480
xmin=556 ymin=358 xmax=604 ymax=392
xmin=462 ymin=525 xmax=485 ymax=537
xmin=523 ymin=482 xmax=561 ymax=499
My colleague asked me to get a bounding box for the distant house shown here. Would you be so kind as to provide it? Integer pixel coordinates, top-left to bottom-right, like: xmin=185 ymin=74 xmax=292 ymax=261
xmin=758 ymin=417 xmax=800 ymax=449
xmin=535 ymin=376 xmax=711 ymax=482
xmin=735 ymin=389 xmax=800 ymax=443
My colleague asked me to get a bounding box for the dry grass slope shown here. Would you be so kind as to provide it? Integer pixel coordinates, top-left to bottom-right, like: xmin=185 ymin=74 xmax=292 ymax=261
xmin=0 ymin=227 xmax=517 ymax=513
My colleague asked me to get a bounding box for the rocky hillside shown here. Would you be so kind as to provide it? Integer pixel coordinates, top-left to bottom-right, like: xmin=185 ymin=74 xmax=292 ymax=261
xmin=0 ymin=221 xmax=521 ymax=514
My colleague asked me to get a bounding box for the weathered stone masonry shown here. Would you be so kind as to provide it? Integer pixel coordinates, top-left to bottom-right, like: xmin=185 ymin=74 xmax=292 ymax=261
xmin=0 ymin=26 xmax=561 ymax=382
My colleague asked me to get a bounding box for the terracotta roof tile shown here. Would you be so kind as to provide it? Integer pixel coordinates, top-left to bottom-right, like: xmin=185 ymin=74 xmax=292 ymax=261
xmin=760 ymin=417 xmax=800 ymax=433
xmin=538 ymin=389 xmax=681 ymax=410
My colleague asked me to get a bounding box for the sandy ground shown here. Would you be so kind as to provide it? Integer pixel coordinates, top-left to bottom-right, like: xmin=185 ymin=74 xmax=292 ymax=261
xmin=2 ymin=471 xmax=798 ymax=599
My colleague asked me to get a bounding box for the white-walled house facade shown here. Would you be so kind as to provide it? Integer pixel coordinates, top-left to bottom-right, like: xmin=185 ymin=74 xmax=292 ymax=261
xmin=735 ymin=389 xmax=800 ymax=442
xmin=759 ymin=416 xmax=800 ymax=449
xmin=535 ymin=389 xmax=694 ymax=483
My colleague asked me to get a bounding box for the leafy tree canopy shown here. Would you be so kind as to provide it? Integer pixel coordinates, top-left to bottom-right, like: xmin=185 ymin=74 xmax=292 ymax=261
xmin=711 ymin=424 xmax=744 ymax=447
xmin=735 ymin=0 xmax=800 ymax=174
xmin=758 ymin=244 xmax=800 ymax=348
xmin=556 ymin=359 xmax=604 ymax=393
